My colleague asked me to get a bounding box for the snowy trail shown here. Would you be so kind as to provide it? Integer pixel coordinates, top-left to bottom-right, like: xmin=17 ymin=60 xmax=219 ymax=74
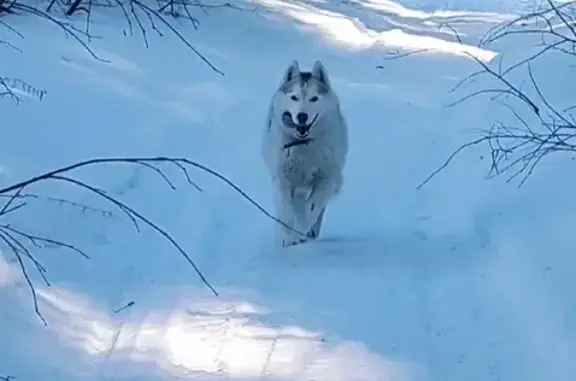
xmin=2 ymin=0 xmax=576 ymax=380
xmin=192 ymin=163 xmax=556 ymax=381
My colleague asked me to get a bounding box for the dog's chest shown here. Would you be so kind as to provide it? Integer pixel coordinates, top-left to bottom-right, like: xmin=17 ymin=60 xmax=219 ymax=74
xmin=279 ymin=143 xmax=333 ymax=186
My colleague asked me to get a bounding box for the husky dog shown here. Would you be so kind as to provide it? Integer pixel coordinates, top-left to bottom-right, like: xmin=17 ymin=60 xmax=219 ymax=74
xmin=261 ymin=60 xmax=349 ymax=247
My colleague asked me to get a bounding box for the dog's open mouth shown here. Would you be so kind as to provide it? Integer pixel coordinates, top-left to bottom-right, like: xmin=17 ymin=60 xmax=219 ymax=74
xmin=282 ymin=112 xmax=318 ymax=139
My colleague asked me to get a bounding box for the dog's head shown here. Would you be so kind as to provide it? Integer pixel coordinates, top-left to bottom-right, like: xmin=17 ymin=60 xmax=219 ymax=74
xmin=273 ymin=60 xmax=337 ymax=140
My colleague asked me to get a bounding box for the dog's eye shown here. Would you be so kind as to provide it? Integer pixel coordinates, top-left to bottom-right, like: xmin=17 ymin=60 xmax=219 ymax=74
xmin=290 ymin=95 xmax=299 ymax=101
xmin=309 ymin=96 xmax=319 ymax=102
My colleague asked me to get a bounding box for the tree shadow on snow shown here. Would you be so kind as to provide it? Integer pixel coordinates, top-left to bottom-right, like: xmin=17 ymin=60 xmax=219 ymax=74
xmin=239 ymin=226 xmax=495 ymax=374
xmin=255 ymin=227 xmax=490 ymax=274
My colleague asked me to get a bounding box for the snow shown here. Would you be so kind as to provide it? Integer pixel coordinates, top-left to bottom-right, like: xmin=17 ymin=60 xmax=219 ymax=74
xmin=2 ymin=0 xmax=576 ymax=380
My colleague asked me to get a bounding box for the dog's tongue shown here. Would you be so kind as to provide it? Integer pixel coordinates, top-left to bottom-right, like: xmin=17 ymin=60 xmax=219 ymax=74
xmin=282 ymin=112 xmax=295 ymax=128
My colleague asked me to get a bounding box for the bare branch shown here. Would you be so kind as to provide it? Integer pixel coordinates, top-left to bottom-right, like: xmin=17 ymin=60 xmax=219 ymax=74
xmin=0 ymin=229 xmax=48 ymax=325
xmin=2 ymin=224 xmax=90 ymax=259
xmin=0 ymin=156 xmax=301 ymax=236
xmin=0 ymin=193 xmax=115 ymax=218
xmin=0 ymin=156 xmax=306 ymax=324
xmin=1 ymin=0 xmax=264 ymax=103
xmin=408 ymin=2 xmax=576 ymax=188
xmin=112 ymin=300 xmax=135 ymax=314
xmin=416 ymin=137 xmax=488 ymax=190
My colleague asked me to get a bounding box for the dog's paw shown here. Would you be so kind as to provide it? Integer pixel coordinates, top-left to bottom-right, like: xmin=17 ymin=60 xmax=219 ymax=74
xmin=306 ymin=227 xmax=319 ymax=239
xmin=281 ymin=236 xmax=307 ymax=247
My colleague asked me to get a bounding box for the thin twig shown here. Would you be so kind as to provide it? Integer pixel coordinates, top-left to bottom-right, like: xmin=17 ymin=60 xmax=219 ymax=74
xmin=413 ymin=3 xmax=576 ymax=188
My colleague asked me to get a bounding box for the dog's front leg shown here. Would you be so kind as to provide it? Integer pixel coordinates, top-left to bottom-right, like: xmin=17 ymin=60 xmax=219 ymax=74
xmin=274 ymin=179 xmax=307 ymax=247
xmin=303 ymin=176 xmax=340 ymax=235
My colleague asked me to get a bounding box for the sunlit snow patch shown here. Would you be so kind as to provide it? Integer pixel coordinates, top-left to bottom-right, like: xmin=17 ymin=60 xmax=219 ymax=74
xmin=355 ymin=0 xmax=515 ymax=22
xmin=254 ymin=0 xmax=498 ymax=62
xmin=31 ymin=286 xmax=420 ymax=380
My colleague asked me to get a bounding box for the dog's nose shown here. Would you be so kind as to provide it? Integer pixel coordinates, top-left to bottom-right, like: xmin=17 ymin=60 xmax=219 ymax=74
xmin=296 ymin=112 xmax=308 ymax=124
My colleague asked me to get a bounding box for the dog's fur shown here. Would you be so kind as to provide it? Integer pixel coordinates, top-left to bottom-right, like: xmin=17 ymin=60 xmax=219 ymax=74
xmin=261 ymin=60 xmax=349 ymax=247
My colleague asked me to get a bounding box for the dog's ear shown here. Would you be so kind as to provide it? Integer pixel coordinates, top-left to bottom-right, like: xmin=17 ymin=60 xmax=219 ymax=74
xmin=311 ymin=61 xmax=330 ymax=87
xmin=281 ymin=60 xmax=300 ymax=85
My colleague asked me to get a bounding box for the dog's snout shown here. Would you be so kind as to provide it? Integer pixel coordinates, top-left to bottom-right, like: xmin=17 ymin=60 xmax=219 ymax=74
xmin=296 ymin=112 xmax=308 ymax=125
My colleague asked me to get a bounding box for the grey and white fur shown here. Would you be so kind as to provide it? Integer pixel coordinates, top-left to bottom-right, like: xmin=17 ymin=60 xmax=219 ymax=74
xmin=261 ymin=60 xmax=349 ymax=247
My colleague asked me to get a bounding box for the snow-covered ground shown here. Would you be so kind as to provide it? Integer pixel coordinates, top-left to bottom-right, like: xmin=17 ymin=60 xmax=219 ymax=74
xmin=2 ymin=0 xmax=576 ymax=380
